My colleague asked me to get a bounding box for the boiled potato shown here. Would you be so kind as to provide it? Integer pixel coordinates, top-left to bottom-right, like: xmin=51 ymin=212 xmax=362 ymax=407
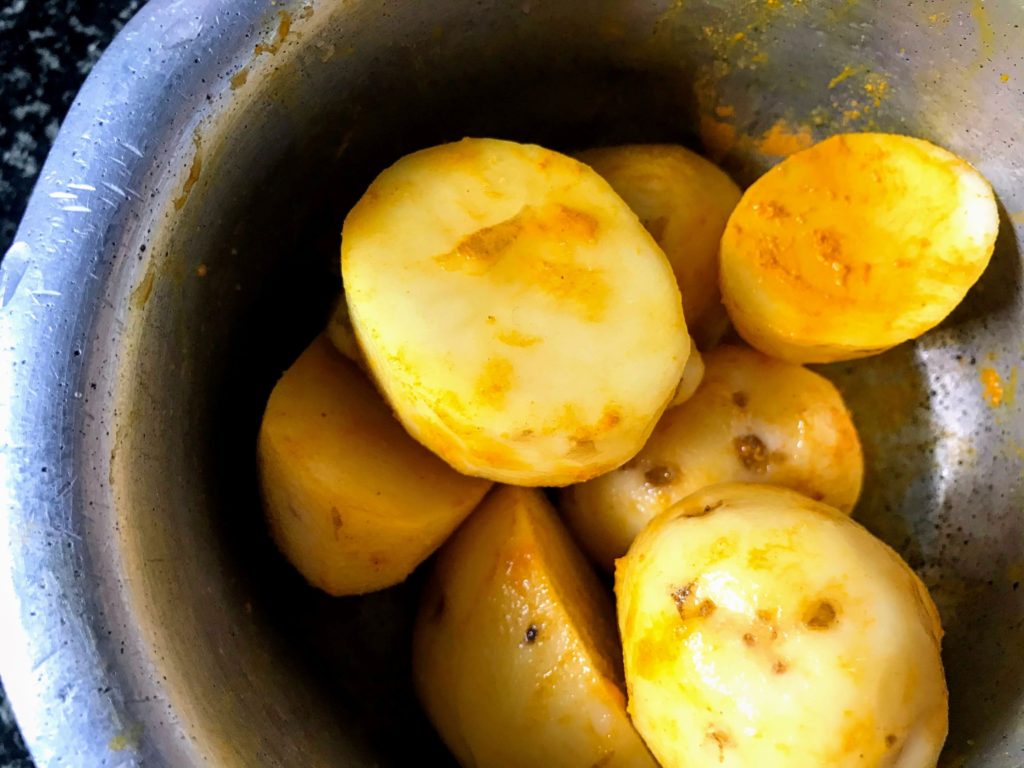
xmin=325 ymin=293 xmax=364 ymax=366
xmin=669 ymin=340 xmax=704 ymax=407
xmin=720 ymin=132 xmax=998 ymax=363
xmin=257 ymin=335 xmax=491 ymax=595
xmin=342 ymin=138 xmax=690 ymax=486
xmin=579 ymin=144 xmax=741 ymax=349
xmin=617 ymin=483 xmax=947 ymax=768
xmin=562 ymin=345 xmax=862 ymax=570
xmin=413 ymin=486 xmax=658 ymax=768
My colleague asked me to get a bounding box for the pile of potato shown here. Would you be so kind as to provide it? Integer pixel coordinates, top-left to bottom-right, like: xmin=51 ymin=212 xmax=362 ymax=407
xmin=258 ymin=134 xmax=998 ymax=767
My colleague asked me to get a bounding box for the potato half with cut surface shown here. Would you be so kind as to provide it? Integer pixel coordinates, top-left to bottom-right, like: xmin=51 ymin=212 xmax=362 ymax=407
xmin=561 ymin=345 xmax=862 ymax=570
xmin=342 ymin=138 xmax=690 ymax=487
xmin=579 ymin=144 xmax=741 ymax=350
xmin=257 ymin=335 xmax=492 ymax=596
xmin=413 ymin=486 xmax=658 ymax=768
xmin=617 ymin=483 xmax=947 ymax=768
xmin=720 ymin=132 xmax=998 ymax=363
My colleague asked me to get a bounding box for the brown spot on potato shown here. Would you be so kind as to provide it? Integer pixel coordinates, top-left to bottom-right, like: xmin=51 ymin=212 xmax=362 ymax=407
xmin=707 ymin=728 xmax=732 ymax=762
xmin=524 ymin=624 xmax=539 ymax=644
xmin=805 ymin=600 xmax=838 ymax=629
xmin=330 ymin=507 xmax=343 ymax=539
xmin=886 ymin=734 xmax=898 ymax=748
xmin=732 ymin=391 xmax=749 ymax=408
xmin=671 ymin=583 xmax=695 ymax=619
xmin=734 ymin=433 xmax=770 ymax=472
xmin=756 ymin=610 xmax=779 ymax=639
xmin=678 ymin=499 xmax=722 ymax=519
xmin=597 ymin=405 xmax=622 ymax=431
xmin=698 ymin=599 xmax=716 ymax=617
xmin=773 ymin=660 xmax=788 ymax=674
xmin=453 ymin=217 xmax=524 ymax=266
xmin=644 ymin=464 xmax=678 ymax=486
xmin=742 ymin=633 xmax=756 ymax=647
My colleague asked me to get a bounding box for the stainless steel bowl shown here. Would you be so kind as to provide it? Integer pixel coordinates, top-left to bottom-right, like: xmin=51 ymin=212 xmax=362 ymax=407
xmin=1 ymin=0 xmax=1022 ymax=765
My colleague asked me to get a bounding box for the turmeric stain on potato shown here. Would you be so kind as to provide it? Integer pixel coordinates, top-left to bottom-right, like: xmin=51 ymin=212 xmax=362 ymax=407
xmin=436 ymin=202 xmax=609 ymax=323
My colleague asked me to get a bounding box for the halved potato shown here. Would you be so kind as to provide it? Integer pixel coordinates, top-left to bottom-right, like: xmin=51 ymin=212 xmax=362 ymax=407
xmin=720 ymin=132 xmax=998 ymax=363
xmin=617 ymin=483 xmax=947 ymax=768
xmin=562 ymin=345 xmax=862 ymax=570
xmin=413 ymin=486 xmax=657 ymax=768
xmin=342 ymin=138 xmax=690 ymax=486
xmin=257 ymin=335 xmax=491 ymax=596
xmin=579 ymin=144 xmax=741 ymax=349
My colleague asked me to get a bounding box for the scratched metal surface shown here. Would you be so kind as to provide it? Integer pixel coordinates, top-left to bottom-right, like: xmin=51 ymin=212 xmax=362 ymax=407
xmin=0 ymin=0 xmax=1021 ymax=766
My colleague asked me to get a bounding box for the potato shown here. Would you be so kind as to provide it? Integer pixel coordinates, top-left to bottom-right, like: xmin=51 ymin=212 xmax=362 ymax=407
xmin=257 ymin=336 xmax=491 ymax=596
xmin=561 ymin=345 xmax=862 ymax=570
xmin=668 ymin=340 xmax=704 ymax=408
xmin=720 ymin=132 xmax=998 ymax=363
xmin=325 ymin=294 xmax=364 ymax=366
xmin=617 ymin=483 xmax=947 ymax=768
xmin=413 ymin=486 xmax=657 ymax=768
xmin=342 ymin=138 xmax=690 ymax=486
xmin=579 ymin=144 xmax=741 ymax=349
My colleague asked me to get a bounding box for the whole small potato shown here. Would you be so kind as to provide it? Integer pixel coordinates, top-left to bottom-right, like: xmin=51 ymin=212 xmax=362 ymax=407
xmin=413 ymin=486 xmax=658 ymax=768
xmin=561 ymin=345 xmax=862 ymax=570
xmin=720 ymin=132 xmax=998 ymax=362
xmin=617 ymin=483 xmax=947 ymax=768
xmin=257 ymin=336 xmax=491 ymax=595
xmin=342 ymin=138 xmax=690 ymax=486
xmin=325 ymin=294 xmax=364 ymax=367
xmin=579 ymin=144 xmax=741 ymax=349
xmin=668 ymin=341 xmax=704 ymax=408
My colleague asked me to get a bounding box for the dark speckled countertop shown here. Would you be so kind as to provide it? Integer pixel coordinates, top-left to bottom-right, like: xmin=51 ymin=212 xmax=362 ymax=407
xmin=1 ymin=2 xmax=140 ymax=763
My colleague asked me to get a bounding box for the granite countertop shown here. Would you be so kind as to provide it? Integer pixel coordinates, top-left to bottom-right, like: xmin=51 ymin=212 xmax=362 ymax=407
xmin=0 ymin=2 xmax=140 ymax=764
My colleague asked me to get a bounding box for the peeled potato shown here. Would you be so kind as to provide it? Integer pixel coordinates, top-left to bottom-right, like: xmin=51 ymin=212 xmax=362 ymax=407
xmin=617 ymin=483 xmax=947 ymax=768
xmin=579 ymin=144 xmax=741 ymax=349
xmin=669 ymin=341 xmax=704 ymax=408
xmin=342 ymin=138 xmax=690 ymax=486
xmin=257 ymin=336 xmax=491 ymax=595
xmin=413 ymin=486 xmax=657 ymax=768
xmin=562 ymin=345 xmax=862 ymax=570
xmin=720 ymin=132 xmax=998 ymax=363
xmin=325 ymin=294 xmax=364 ymax=366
